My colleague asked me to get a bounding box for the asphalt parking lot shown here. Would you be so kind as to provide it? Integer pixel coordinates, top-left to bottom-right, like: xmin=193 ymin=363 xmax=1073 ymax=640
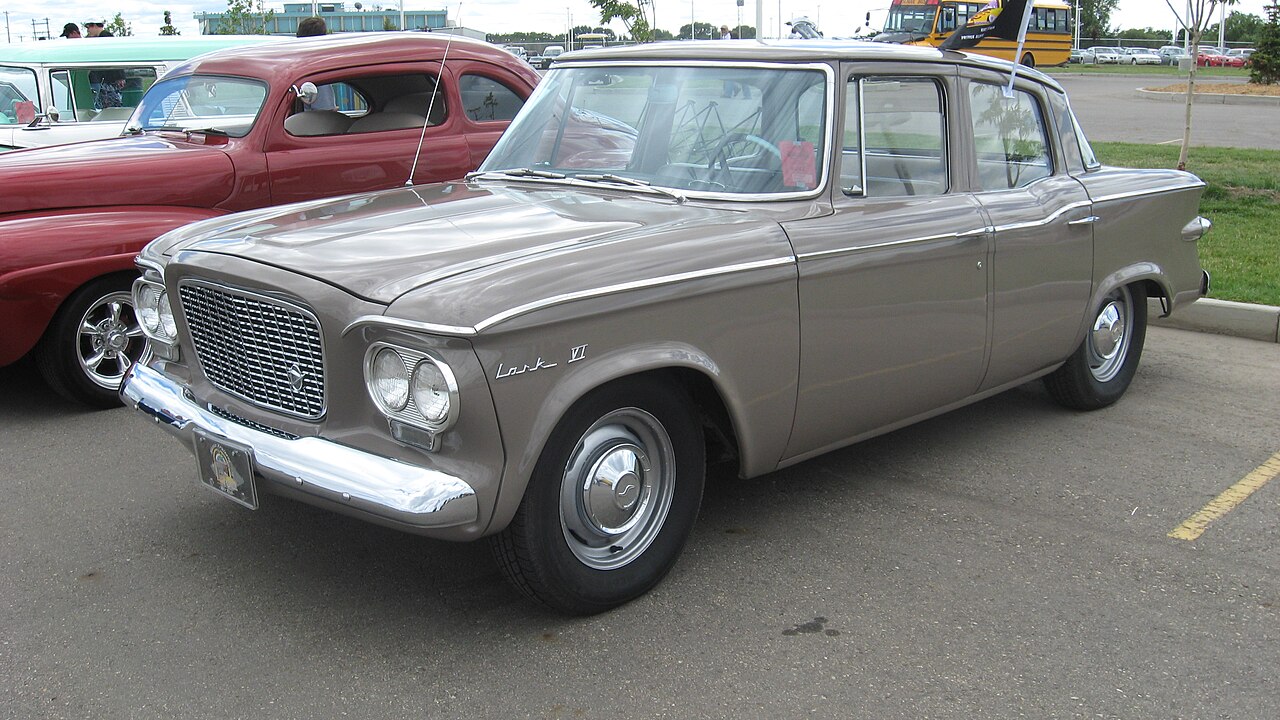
xmin=4 ymin=326 xmax=1277 ymax=718
xmin=3 ymin=75 xmax=1278 ymax=719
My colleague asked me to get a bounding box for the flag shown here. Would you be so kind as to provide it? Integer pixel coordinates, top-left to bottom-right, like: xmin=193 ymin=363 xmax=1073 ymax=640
xmin=938 ymin=0 xmax=1030 ymax=51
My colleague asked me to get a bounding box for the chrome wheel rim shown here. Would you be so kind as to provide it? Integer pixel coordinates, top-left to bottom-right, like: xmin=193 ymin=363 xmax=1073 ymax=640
xmin=76 ymin=290 xmax=147 ymax=390
xmin=1087 ymin=286 xmax=1133 ymax=384
xmin=559 ymin=407 xmax=675 ymax=571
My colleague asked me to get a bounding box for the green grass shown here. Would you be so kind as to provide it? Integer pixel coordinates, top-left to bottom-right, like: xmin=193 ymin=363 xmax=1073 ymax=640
xmin=1094 ymin=142 xmax=1280 ymax=306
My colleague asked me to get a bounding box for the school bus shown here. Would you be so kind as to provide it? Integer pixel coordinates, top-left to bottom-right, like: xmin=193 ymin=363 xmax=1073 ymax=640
xmin=878 ymin=0 xmax=1073 ymax=68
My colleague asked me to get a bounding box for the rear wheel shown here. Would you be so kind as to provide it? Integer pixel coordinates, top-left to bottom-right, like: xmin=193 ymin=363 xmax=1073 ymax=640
xmin=1044 ymin=284 xmax=1147 ymax=410
xmin=492 ymin=377 xmax=705 ymax=615
xmin=1020 ymin=53 xmax=1036 ymax=68
xmin=35 ymin=275 xmax=147 ymax=408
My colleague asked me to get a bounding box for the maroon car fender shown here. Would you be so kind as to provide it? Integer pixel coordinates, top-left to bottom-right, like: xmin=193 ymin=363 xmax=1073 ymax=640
xmin=0 ymin=206 xmax=228 ymax=366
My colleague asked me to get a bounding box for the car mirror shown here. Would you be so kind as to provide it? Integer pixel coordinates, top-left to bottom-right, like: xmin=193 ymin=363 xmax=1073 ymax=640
xmin=45 ymin=105 xmax=60 ymax=123
xmin=295 ymin=82 xmax=319 ymax=105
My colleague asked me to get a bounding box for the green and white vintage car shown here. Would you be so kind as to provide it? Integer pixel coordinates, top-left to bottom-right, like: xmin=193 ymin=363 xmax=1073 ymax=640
xmin=123 ymin=41 xmax=1211 ymax=614
xmin=0 ymin=36 xmax=283 ymax=150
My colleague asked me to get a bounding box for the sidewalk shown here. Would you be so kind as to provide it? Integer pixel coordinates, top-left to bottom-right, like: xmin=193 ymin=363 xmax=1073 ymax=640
xmin=1150 ymin=298 xmax=1280 ymax=343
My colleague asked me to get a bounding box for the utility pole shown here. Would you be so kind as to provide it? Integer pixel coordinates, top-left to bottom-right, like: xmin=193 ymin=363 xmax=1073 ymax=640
xmin=5 ymin=11 xmax=11 ymax=44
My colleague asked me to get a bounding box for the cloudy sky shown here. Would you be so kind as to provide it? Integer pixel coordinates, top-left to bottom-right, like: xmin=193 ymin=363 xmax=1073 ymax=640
xmin=3 ymin=1 xmax=1270 ymax=43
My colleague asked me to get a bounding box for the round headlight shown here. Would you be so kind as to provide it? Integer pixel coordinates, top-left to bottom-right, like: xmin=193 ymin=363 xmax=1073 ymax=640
xmin=411 ymin=360 xmax=451 ymax=425
xmin=157 ymin=291 xmax=177 ymax=340
xmin=136 ymin=284 xmax=162 ymax=335
xmin=370 ymin=347 xmax=409 ymax=411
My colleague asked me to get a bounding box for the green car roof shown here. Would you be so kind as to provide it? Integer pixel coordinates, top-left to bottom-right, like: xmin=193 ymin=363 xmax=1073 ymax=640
xmin=1 ymin=36 xmax=288 ymax=65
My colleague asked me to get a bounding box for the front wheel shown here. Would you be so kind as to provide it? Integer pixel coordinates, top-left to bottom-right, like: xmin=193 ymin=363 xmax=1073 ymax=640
xmin=492 ymin=378 xmax=705 ymax=615
xmin=1044 ymin=284 xmax=1147 ymax=410
xmin=34 ymin=275 xmax=148 ymax=408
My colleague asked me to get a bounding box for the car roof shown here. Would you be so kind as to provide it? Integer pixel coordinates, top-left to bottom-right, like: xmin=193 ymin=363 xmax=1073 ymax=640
xmin=559 ymin=40 xmax=1064 ymax=91
xmin=0 ymin=35 xmax=287 ymax=64
xmin=167 ymin=32 xmax=526 ymax=81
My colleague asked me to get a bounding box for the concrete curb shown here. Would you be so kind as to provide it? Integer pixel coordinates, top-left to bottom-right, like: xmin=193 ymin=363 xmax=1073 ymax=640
xmin=1134 ymin=87 xmax=1280 ymax=106
xmin=1149 ymin=298 xmax=1280 ymax=343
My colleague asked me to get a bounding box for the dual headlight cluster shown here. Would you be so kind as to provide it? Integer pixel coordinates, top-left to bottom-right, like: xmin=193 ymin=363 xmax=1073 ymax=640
xmin=134 ymin=279 xmax=179 ymax=358
xmin=364 ymin=343 xmax=459 ymax=438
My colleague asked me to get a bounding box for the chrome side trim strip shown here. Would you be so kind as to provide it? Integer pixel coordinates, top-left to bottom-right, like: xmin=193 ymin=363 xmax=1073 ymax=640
xmin=1090 ymin=181 xmax=1205 ymax=204
xmin=344 ymin=316 xmax=478 ymax=337
xmin=346 ymin=258 xmax=796 ymax=338
xmin=474 ymin=257 xmax=796 ymax=333
xmin=990 ymin=200 xmax=1093 ymax=233
xmin=120 ymin=363 xmax=478 ymax=527
xmin=797 ymin=227 xmax=991 ymax=261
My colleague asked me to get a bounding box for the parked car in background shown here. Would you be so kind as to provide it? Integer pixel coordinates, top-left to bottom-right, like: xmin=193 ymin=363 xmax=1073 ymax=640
xmin=1158 ymin=45 xmax=1191 ymax=65
xmin=0 ymin=32 xmax=538 ymax=407
xmin=121 ymin=41 xmax=1211 ymax=614
xmin=500 ymin=45 xmax=529 ymax=62
xmin=0 ymin=36 xmax=285 ymax=151
xmin=1214 ymin=49 xmax=1247 ymax=67
xmin=1084 ymin=47 xmax=1122 ymax=64
xmin=1120 ymin=47 xmax=1161 ymax=65
xmin=1196 ymin=47 xmax=1243 ymax=67
xmin=1227 ymin=48 xmax=1254 ymax=63
xmin=1068 ymin=48 xmax=1088 ymax=64
xmin=530 ymin=45 xmax=565 ymax=69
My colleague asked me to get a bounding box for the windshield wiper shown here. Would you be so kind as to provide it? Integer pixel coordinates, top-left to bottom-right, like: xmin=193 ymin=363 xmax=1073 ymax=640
xmin=575 ymin=173 xmax=686 ymax=203
xmin=148 ymin=126 xmax=229 ymax=136
xmin=466 ymin=167 xmax=567 ymax=181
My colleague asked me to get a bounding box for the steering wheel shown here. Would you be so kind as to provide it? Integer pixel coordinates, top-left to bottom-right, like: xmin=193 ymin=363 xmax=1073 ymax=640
xmin=707 ymin=132 xmax=782 ymax=174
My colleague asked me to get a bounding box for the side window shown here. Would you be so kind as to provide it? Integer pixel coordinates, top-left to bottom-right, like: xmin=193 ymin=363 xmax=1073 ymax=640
xmin=310 ymin=82 xmax=368 ymax=114
xmin=50 ymin=70 xmax=76 ymax=120
xmin=78 ymin=66 xmax=158 ymax=119
xmin=1047 ymin=89 xmax=1085 ymax=174
xmin=458 ymin=74 xmax=525 ymax=122
xmin=968 ymin=82 xmax=1052 ymax=190
xmin=847 ymin=76 xmax=948 ymax=198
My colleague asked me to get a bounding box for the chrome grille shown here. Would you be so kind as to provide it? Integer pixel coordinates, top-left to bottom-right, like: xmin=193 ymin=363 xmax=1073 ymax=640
xmin=178 ymin=281 xmax=325 ymax=419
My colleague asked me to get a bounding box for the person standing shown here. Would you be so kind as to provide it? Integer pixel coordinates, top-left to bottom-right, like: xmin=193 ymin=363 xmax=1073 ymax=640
xmin=85 ymin=20 xmax=114 ymax=37
xmin=60 ymin=23 xmax=82 ymax=38
xmin=720 ymin=25 xmax=732 ymax=40
xmin=296 ymin=18 xmax=337 ymax=111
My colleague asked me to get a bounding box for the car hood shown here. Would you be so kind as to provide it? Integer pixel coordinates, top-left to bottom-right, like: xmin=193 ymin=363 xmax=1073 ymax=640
xmin=0 ymin=134 xmax=235 ymax=215
xmin=151 ymin=180 xmax=788 ymax=308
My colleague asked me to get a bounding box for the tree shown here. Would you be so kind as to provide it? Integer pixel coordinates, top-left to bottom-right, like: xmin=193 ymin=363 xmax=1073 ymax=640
xmin=1079 ymin=0 xmax=1120 ymax=40
xmin=383 ymin=17 xmax=398 ymax=31
xmin=160 ymin=10 xmax=180 ymax=35
xmin=1165 ymin=0 xmax=1238 ymax=170
xmin=215 ymin=0 xmax=275 ymax=35
xmin=1219 ymin=10 xmax=1266 ymax=42
xmin=105 ymin=12 xmax=133 ymax=37
xmin=678 ymin=21 xmax=718 ymax=40
xmin=589 ymin=0 xmax=654 ymax=42
xmin=732 ymin=25 xmax=756 ymax=39
xmin=1251 ymin=4 xmax=1280 ymax=84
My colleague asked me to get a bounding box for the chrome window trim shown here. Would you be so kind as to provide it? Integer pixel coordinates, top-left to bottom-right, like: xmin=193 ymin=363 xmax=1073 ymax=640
xmin=178 ymin=278 xmax=328 ymax=421
xmin=344 ymin=317 xmax=478 ymax=338
xmin=524 ymin=60 xmax=836 ymax=203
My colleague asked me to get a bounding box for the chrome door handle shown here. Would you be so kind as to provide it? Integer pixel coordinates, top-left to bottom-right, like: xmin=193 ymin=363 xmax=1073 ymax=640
xmin=1067 ymin=215 xmax=1100 ymax=227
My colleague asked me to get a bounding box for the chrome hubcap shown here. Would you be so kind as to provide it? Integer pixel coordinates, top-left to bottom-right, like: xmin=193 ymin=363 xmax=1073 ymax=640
xmin=1087 ymin=288 xmax=1132 ymax=383
xmin=78 ymin=291 xmax=147 ymax=390
xmin=560 ymin=408 xmax=674 ymax=571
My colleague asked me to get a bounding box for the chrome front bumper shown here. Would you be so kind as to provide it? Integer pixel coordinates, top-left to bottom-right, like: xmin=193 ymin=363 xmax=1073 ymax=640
xmin=120 ymin=363 xmax=478 ymax=529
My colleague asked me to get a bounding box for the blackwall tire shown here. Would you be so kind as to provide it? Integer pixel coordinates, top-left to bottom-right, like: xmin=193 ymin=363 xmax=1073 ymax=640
xmin=492 ymin=377 xmax=705 ymax=615
xmin=1044 ymin=284 xmax=1147 ymax=411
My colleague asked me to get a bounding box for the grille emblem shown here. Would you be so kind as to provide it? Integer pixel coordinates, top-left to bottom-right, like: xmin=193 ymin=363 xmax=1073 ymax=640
xmin=287 ymin=364 xmax=306 ymax=392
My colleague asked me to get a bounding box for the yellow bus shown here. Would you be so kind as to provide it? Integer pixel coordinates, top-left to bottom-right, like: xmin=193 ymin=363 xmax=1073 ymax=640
xmin=878 ymin=0 xmax=1073 ymax=68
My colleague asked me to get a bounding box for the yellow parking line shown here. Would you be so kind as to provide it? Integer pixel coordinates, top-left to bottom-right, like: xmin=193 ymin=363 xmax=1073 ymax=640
xmin=1169 ymin=451 xmax=1280 ymax=541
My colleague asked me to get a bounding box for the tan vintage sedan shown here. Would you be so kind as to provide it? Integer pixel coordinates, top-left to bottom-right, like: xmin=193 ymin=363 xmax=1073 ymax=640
xmin=122 ymin=41 xmax=1211 ymax=614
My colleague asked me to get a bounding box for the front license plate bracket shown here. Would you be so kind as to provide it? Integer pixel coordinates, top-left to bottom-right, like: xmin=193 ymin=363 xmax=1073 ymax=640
xmin=193 ymin=430 xmax=259 ymax=510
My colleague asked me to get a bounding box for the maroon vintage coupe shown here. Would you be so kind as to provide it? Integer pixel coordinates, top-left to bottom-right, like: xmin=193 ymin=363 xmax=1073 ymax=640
xmin=0 ymin=32 xmax=538 ymax=406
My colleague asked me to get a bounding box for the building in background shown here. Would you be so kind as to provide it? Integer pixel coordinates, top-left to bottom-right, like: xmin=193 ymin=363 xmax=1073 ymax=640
xmin=194 ymin=3 xmax=483 ymax=39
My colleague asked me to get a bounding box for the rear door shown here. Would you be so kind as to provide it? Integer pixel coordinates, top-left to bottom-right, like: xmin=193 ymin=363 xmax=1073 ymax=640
xmin=961 ymin=71 xmax=1094 ymax=391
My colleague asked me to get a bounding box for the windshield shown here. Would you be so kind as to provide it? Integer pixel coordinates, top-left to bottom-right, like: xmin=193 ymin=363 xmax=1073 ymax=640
xmin=478 ymin=64 xmax=829 ymax=197
xmin=884 ymin=7 xmax=938 ymax=34
xmin=129 ymin=74 xmax=268 ymax=137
